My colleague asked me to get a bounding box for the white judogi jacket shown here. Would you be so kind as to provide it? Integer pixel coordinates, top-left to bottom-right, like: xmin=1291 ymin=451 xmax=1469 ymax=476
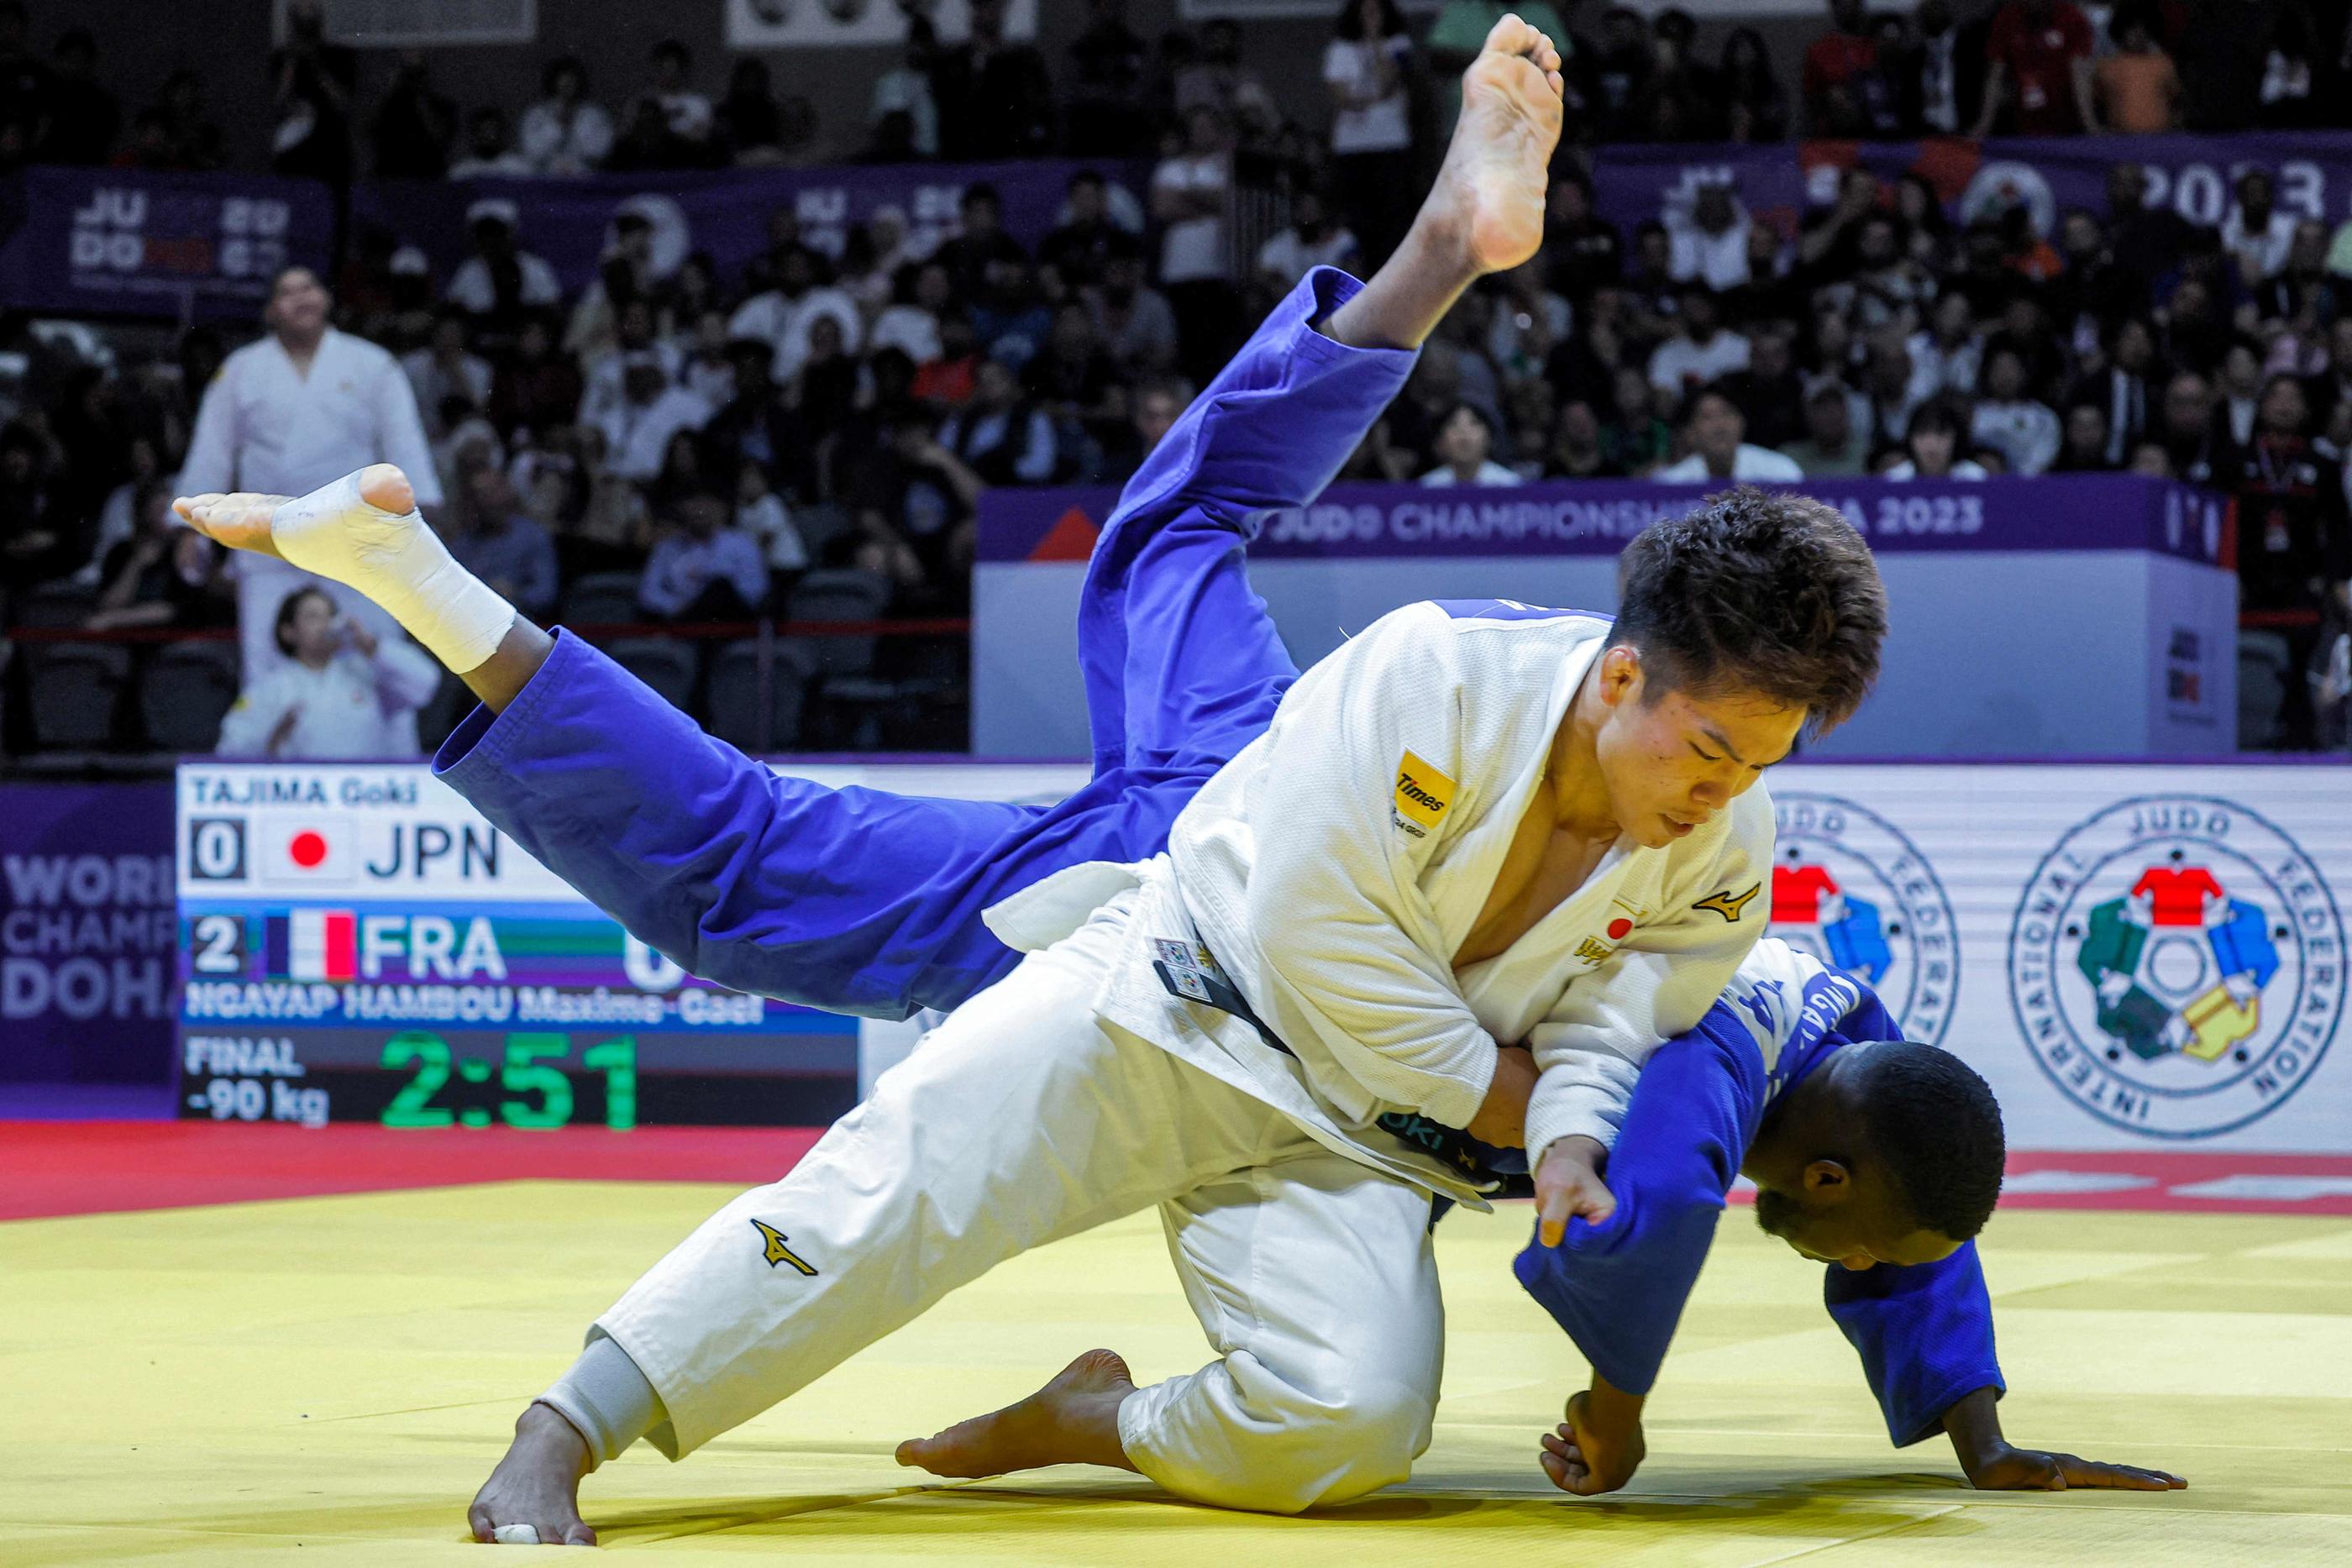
xmin=179 ymin=327 xmax=444 ymax=505
xmin=990 ymin=600 xmax=1773 ymax=1197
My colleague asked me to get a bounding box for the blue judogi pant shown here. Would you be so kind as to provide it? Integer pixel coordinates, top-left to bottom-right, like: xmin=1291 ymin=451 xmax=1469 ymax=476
xmin=436 ymin=265 xmax=1403 ymax=1020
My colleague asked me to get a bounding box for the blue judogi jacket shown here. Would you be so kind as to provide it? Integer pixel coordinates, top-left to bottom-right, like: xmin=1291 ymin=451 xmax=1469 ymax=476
xmin=1509 ymin=957 xmax=2005 ymax=1448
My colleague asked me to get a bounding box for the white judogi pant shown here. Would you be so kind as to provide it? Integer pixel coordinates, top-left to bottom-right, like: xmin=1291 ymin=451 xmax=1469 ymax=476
xmin=595 ymin=886 xmax=1445 ymax=1515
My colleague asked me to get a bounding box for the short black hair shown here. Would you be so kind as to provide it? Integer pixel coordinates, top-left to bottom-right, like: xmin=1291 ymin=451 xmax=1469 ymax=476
xmin=1614 ymin=485 xmax=1887 ymax=732
xmin=274 ymin=585 xmax=334 ymax=656
xmin=1851 ymin=1041 xmax=2006 ymax=1240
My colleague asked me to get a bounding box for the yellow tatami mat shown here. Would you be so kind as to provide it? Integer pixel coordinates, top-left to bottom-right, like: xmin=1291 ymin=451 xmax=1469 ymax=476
xmin=3 ymin=1181 xmax=2345 ymax=1565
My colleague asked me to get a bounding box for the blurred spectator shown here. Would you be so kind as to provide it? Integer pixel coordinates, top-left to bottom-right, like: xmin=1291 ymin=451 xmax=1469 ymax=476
xmin=732 ymin=244 xmax=864 ymax=385
xmin=1720 ymin=28 xmax=1789 ymax=143
xmin=1542 ymin=175 xmax=1623 ymax=304
xmin=1646 ymin=285 xmax=1750 ymax=401
xmin=153 ymin=68 xmax=223 ymax=170
xmin=639 ymin=490 xmax=767 ymax=622
xmin=869 ymin=22 xmax=941 ymax=161
xmin=1154 ymin=106 xmax=1242 ymax=384
xmin=181 ymin=265 xmax=443 ymax=683
xmin=1591 ymin=7 xmax=1655 ymax=138
xmin=1969 ymin=343 xmax=2061 ymax=474
xmin=1718 ymin=323 xmax=1808 ymax=449
xmin=1668 ymin=182 xmax=1752 ymax=292
xmin=1803 ymin=0 xmax=1881 ymax=135
xmin=735 ymin=458 xmax=807 ymax=580
xmin=521 ymin=57 xmax=614 ymax=175
xmin=270 ymin=0 xmax=355 ymax=184
xmin=2096 ymin=6 xmax=2180 ymax=133
xmin=1326 ymin=1 xmax=1416 ymax=267
xmin=932 ymin=0 xmax=1055 ymax=159
xmin=1089 ymin=241 xmax=1184 ymax=380
xmin=85 ymin=482 xmax=222 ymax=632
xmin=373 ymin=53 xmax=454 ymax=179
xmin=218 ymin=586 xmax=440 ymax=759
xmin=1068 ymin=0 xmax=1151 ymax=155
xmin=446 ymin=454 xmax=558 ymax=621
xmin=1971 ymin=0 xmax=2098 ymax=137
xmin=2071 ymin=317 xmax=2159 ymax=465
xmin=488 ymin=311 xmax=585 ymax=441
xmin=939 ymin=357 xmax=1057 ymax=485
xmin=446 ymin=202 xmax=562 ymax=335
xmin=1487 ymin=262 xmax=1571 ymax=385
xmin=2051 ymin=399 xmax=2115 ymax=470
xmin=2174 ymin=0 xmax=2266 ymax=130
xmin=449 ymin=108 xmax=532 ymax=179
xmin=1419 ymin=403 xmax=1520 ymax=486
xmin=1173 ymin=18 xmax=1280 ymax=139
xmin=648 ymin=38 xmax=715 ymax=156
xmin=2218 ymin=338 xmax=2265 ymax=447
xmin=1785 ymin=380 xmax=1872 ymax=476
xmin=402 ymin=310 xmax=492 ymax=441
xmin=1911 ymin=0 xmax=1978 ymax=134
xmin=1041 ymin=172 xmax=1126 ymax=295
xmin=0 ymin=3 xmax=47 ymax=161
xmin=593 ymin=352 xmax=711 ymax=482
xmin=1024 ymin=303 xmax=1122 ymax=422
xmin=2222 ymin=169 xmax=2296 ymax=287
xmin=2229 ymin=374 xmax=2352 ymax=746
xmin=852 ymin=405 xmax=987 ymax=601
xmin=1626 ymin=8 xmax=1719 ymax=140
xmin=720 ymin=57 xmax=784 ymax=165
xmin=2156 ymin=369 xmax=2228 ymax=483
xmin=44 ymin=29 xmax=117 ymax=165
xmin=1543 ymin=396 xmax=1624 ymax=478
xmin=1257 ymin=191 xmax=1359 ymax=291
xmin=1604 ymin=363 xmax=1674 ymax=472
xmin=1655 ymin=385 xmax=1802 ymax=480
xmin=932 ymin=184 xmax=1031 ymax=302
xmin=0 ymin=420 xmax=79 ymax=595
xmin=1884 ymin=398 xmax=1988 ymax=478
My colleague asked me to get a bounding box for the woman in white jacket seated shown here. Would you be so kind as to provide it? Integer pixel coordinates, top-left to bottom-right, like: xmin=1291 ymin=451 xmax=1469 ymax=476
xmin=217 ymin=585 xmax=444 ymax=758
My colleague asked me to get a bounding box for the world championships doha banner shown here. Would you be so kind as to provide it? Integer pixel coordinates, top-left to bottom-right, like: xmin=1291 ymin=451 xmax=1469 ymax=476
xmin=164 ymin=757 xmax=2348 ymax=1153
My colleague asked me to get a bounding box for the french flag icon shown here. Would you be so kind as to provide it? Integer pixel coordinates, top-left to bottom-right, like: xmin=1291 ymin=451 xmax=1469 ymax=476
xmin=266 ymin=910 xmax=358 ymax=982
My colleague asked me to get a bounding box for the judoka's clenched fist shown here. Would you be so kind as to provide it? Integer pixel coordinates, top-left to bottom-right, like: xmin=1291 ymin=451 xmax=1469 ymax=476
xmin=1534 ymin=1135 xmax=1617 ymax=1246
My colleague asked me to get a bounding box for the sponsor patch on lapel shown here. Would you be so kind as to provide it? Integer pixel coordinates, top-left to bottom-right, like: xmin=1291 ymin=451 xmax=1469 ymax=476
xmin=1693 ymin=881 xmax=1762 ymax=922
xmin=1391 ymin=751 xmax=1457 ymax=836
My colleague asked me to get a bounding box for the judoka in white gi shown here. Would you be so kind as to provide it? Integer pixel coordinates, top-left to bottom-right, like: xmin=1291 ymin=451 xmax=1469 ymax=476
xmin=177 ymin=265 xmax=444 ymax=686
xmin=174 ymin=18 xmax=1900 ymax=1544
xmin=215 ymin=585 xmax=443 ymax=759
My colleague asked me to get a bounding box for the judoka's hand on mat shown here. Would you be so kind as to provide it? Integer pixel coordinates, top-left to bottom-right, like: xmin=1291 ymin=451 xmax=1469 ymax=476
xmin=1465 ymin=1044 xmax=1536 ymax=1150
xmin=1541 ymin=1377 xmax=1646 ymax=1496
xmin=1533 ymin=1134 xmax=1617 ymax=1246
xmin=1943 ymin=1387 xmax=2187 ymax=1492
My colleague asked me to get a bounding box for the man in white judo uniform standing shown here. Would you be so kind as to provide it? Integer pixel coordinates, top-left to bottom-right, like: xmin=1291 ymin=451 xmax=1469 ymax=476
xmin=176 ymin=17 xmax=1891 ymax=1544
xmin=178 ymin=264 xmax=444 ymax=685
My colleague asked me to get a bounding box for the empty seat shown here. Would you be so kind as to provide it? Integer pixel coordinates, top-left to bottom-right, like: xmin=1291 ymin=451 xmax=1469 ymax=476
xmin=707 ymin=637 xmax=815 ymax=755
xmin=25 ymin=642 xmax=131 ymax=749
xmin=559 ymin=571 xmax=644 ymax=629
xmin=786 ymin=569 xmax=891 ymax=682
xmin=139 ymin=641 xmax=240 ymax=753
xmin=603 ymin=636 xmax=696 ymax=711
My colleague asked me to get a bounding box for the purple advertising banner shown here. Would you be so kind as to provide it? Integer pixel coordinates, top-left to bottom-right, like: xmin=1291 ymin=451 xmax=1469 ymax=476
xmin=1592 ymin=130 xmax=2352 ymax=249
xmin=979 ymin=475 xmax=2232 ymax=565
xmin=0 ymin=166 xmax=334 ymax=320
xmin=0 ymin=782 xmax=176 ymax=1085
xmin=352 ymin=158 xmax=1148 ymax=297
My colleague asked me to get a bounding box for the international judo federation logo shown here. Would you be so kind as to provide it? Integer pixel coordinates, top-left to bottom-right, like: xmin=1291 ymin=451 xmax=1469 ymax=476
xmin=1769 ymin=794 xmax=1957 ymax=1046
xmin=2008 ymin=797 xmax=2344 ymax=1138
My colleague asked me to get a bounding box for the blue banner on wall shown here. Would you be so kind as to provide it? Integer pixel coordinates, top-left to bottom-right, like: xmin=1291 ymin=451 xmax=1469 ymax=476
xmin=0 ymin=166 xmax=334 ymax=320
xmin=0 ymin=783 xmax=177 ymax=1083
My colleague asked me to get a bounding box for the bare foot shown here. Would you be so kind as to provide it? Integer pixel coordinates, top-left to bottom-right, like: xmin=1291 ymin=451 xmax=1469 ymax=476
xmin=1426 ymin=13 xmax=1565 ymax=276
xmin=895 ymin=1349 xmax=1139 ymax=1480
xmin=467 ymin=1402 xmax=597 ymax=1547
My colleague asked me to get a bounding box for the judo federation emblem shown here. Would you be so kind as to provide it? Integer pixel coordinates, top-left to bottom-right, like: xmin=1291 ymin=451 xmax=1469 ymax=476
xmin=1770 ymin=793 xmax=1957 ymax=1046
xmin=749 ymin=1219 xmax=818 ymax=1276
xmin=2008 ymin=797 xmax=2344 ymax=1138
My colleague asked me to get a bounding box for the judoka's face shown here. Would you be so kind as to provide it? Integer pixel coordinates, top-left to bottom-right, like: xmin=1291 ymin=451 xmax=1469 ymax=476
xmin=268 ymin=269 xmax=329 ymax=339
xmin=1594 ymin=652 xmax=1803 ymax=847
xmin=1752 ymin=1173 xmax=1960 ymax=1272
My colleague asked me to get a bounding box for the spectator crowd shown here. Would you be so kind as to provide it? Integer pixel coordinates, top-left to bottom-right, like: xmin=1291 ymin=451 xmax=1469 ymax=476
xmin=0 ymin=0 xmax=2345 ymax=753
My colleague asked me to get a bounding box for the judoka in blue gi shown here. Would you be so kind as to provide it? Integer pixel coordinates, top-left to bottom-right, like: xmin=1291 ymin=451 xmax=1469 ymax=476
xmin=175 ymin=20 xmax=2178 ymax=1548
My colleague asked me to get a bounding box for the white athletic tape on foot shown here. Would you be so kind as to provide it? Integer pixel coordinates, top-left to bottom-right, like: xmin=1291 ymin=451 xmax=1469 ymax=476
xmin=269 ymin=471 xmax=515 ymax=674
xmin=491 ymin=1523 xmax=541 ymax=1545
